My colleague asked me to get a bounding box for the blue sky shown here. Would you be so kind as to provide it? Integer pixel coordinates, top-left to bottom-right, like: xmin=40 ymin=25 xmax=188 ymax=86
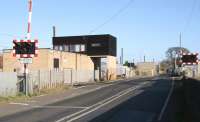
xmin=0 ymin=0 xmax=200 ymax=62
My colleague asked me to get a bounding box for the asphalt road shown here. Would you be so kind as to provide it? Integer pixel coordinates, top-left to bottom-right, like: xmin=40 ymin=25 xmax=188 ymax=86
xmin=0 ymin=77 xmax=172 ymax=122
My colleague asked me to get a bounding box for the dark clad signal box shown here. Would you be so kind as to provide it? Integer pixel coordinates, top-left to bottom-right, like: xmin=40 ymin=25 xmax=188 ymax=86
xmin=53 ymin=34 xmax=117 ymax=57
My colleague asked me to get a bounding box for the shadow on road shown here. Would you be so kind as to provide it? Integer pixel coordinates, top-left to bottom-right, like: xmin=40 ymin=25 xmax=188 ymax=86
xmin=90 ymin=78 xmax=172 ymax=122
xmin=181 ymin=78 xmax=200 ymax=122
xmin=150 ymin=77 xmax=200 ymax=122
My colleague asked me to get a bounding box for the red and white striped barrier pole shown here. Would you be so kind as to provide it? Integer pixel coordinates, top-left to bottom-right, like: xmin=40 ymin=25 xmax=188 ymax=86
xmin=27 ymin=0 xmax=32 ymax=39
xmin=25 ymin=0 xmax=32 ymax=96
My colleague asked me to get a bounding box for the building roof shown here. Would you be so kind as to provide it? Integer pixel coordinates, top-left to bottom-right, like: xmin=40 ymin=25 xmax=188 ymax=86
xmin=53 ymin=34 xmax=117 ymax=45
xmin=53 ymin=34 xmax=116 ymax=39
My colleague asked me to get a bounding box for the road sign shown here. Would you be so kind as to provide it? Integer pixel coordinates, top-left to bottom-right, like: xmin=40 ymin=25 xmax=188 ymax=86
xmin=19 ymin=58 xmax=33 ymax=64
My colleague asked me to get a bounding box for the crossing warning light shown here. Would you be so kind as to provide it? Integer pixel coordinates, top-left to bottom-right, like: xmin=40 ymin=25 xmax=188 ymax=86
xmin=181 ymin=53 xmax=198 ymax=65
xmin=13 ymin=39 xmax=38 ymax=58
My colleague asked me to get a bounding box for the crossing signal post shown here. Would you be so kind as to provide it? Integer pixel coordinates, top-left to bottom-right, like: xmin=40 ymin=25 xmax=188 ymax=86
xmin=13 ymin=39 xmax=38 ymax=95
xmin=180 ymin=53 xmax=199 ymax=77
xmin=12 ymin=0 xmax=35 ymax=95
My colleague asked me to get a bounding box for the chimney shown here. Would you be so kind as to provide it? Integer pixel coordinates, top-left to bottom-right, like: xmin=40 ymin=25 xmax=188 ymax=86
xmin=53 ymin=26 xmax=56 ymax=37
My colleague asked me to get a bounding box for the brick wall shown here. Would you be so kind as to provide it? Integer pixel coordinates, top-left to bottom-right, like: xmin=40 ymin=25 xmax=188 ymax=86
xmin=3 ymin=49 xmax=94 ymax=72
xmin=0 ymin=55 xmax=2 ymax=70
xmin=107 ymin=56 xmax=117 ymax=80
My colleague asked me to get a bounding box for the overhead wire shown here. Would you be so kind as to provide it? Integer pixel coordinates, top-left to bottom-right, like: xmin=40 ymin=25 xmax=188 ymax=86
xmin=0 ymin=0 xmax=137 ymax=50
xmin=89 ymin=0 xmax=136 ymax=34
xmin=182 ymin=0 xmax=197 ymax=34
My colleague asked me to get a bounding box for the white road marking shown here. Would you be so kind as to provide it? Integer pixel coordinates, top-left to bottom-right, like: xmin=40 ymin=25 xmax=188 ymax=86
xmin=27 ymin=100 xmax=37 ymax=103
xmin=73 ymin=86 xmax=87 ymax=89
xmin=69 ymin=84 xmax=113 ymax=98
xmin=66 ymin=85 xmax=146 ymax=122
xmin=36 ymin=94 xmax=47 ymax=97
xmin=32 ymin=105 xmax=89 ymax=109
xmin=55 ymin=82 xmax=148 ymax=122
xmin=73 ymin=82 xmax=114 ymax=90
xmin=157 ymin=79 xmax=175 ymax=121
xmin=83 ymin=84 xmax=113 ymax=93
xmin=9 ymin=102 xmax=29 ymax=106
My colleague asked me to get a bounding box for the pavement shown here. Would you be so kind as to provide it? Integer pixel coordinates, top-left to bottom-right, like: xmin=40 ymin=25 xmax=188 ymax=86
xmin=0 ymin=76 xmax=173 ymax=122
xmin=0 ymin=82 xmax=111 ymax=118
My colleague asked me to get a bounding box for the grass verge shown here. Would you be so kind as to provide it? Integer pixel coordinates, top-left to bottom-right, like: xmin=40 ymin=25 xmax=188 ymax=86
xmin=0 ymin=85 xmax=71 ymax=104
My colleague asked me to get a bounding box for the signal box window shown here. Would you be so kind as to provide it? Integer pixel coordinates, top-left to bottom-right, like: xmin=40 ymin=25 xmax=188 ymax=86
xmin=64 ymin=45 xmax=69 ymax=52
xmin=70 ymin=45 xmax=76 ymax=52
xmin=54 ymin=45 xmax=59 ymax=50
xmin=80 ymin=44 xmax=85 ymax=52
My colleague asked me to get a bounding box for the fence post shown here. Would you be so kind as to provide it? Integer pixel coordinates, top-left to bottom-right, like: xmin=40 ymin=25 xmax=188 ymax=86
xmin=71 ymin=69 xmax=73 ymax=86
xmin=38 ymin=70 xmax=41 ymax=94
xmin=50 ymin=70 xmax=52 ymax=89
xmin=75 ymin=69 xmax=77 ymax=84
xmin=63 ymin=70 xmax=65 ymax=84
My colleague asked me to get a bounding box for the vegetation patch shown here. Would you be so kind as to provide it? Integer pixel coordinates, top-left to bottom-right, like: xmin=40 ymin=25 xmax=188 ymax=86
xmin=0 ymin=85 xmax=71 ymax=104
xmin=0 ymin=93 xmax=30 ymax=104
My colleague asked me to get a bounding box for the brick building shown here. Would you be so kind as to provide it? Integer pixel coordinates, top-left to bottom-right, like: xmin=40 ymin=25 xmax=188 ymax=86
xmin=3 ymin=48 xmax=94 ymax=72
xmin=53 ymin=34 xmax=117 ymax=80
xmin=2 ymin=34 xmax=117 ymax=80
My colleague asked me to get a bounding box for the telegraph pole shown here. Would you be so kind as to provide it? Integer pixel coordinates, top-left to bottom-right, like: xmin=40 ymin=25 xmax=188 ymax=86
xmin=179 ymin=33 xmax=182 ymax=49
xmin=175 ymin=33 xmax=182 ymax=75
xmin=53 ymin=26 xmax=56 ymax=37
xmin=121 ymin=48 xmax=124 ymax=64
xmin=179 ymin=32 xmax=182 ymax=56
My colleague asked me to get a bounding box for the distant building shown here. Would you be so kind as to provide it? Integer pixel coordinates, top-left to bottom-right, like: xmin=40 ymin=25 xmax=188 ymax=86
xmin=198 ymin=62 xmax=200 ymax=78
xmin=136 ymin=62 xmax=157 ymax=76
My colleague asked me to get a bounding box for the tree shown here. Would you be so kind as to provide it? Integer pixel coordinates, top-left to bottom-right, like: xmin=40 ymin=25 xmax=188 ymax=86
xmin=123 ymin=61 xmax=129 ymax=67
xmin=166 ymin=47 xmax=190 ymax=60
xmin=162 ymin=47 xmax=190 ymax=72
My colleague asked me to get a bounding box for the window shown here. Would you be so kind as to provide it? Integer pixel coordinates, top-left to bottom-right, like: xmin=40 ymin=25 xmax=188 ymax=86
xmin=59 ymin=45 xmax=63 ymax=51
xmin=54 ymin=58 xmax=59 ymax=69
xmin=64 ymin=45 xmax=69 ymax=52
xmin=91 ymin=43 xmax=101 ymax=47
xmin=54 ymin=45 xmax=59 ymax=50
xmin=81 ymin=44 xmax=85 ymax=52
xmin=69 ymin=44 xmax=85 ymax=52
xmin=70 ymin=45 xmax=76 ymax=52
xmin=75 ymin=45 xmax=80 ymax=52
